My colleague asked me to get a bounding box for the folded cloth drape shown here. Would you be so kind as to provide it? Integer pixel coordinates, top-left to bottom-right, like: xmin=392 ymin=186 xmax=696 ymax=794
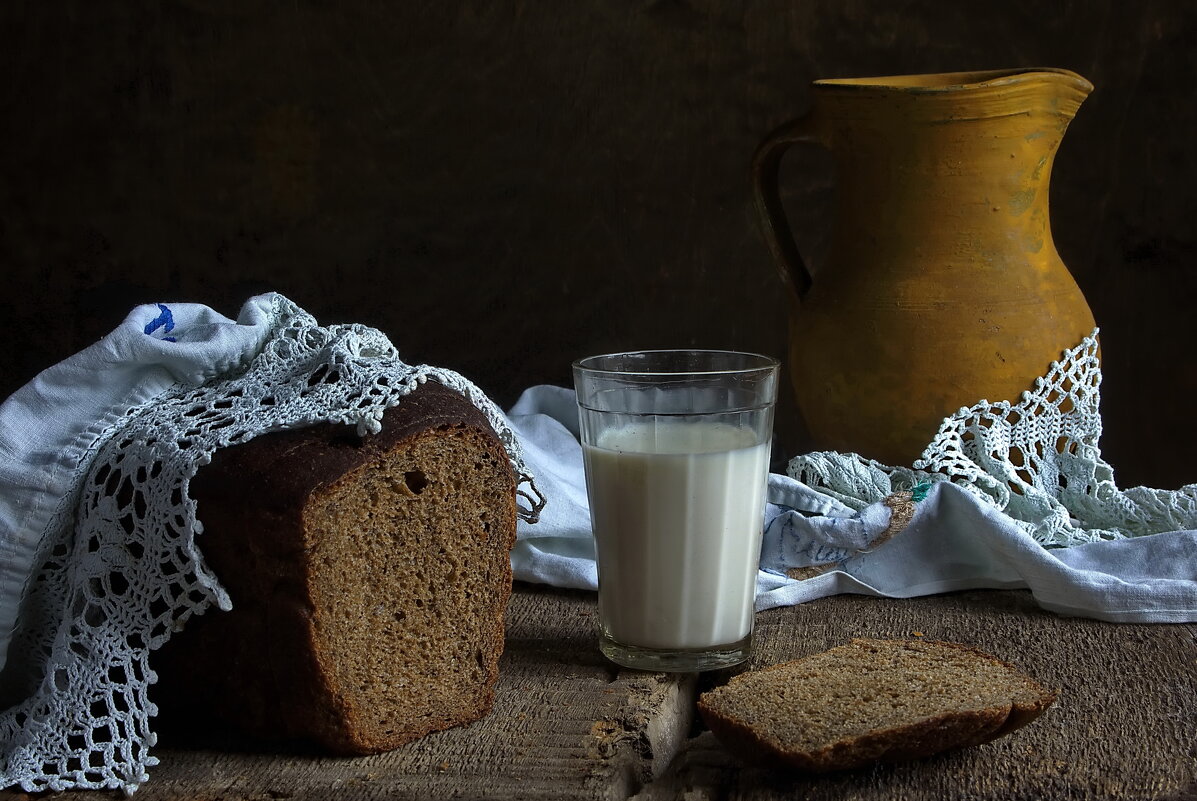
xmin=505 ymin=384 xmax=1197 ymax=623
xmin=0 ymin=294 xmax=541 ymax=794
xmin=0 ymin=297 xmax=277 ymax=674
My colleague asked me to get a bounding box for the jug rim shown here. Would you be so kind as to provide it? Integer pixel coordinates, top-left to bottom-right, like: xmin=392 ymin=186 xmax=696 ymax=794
xmin=813 ymin=68 xmax=1093 ymax=95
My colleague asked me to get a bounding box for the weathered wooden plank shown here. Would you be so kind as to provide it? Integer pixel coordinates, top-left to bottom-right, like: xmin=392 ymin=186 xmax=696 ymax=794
xmin=0 ymin=586 xmax=691 ymax=801
xmin=640 ymin=590 xmax=1197 ymax=801
xmin=2 ymin=587 xmax=1195 ymax=800
xmin=1 ymin=1 xmax=1196 ymax=489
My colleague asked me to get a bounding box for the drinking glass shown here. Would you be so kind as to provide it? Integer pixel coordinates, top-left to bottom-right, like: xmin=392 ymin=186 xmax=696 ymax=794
xmin=573 ymin=350 xmax=778 ymax=672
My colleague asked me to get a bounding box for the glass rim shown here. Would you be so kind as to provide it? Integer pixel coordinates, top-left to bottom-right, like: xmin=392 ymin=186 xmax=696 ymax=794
xmin=572 ymin=349 xmax=779 ymax=377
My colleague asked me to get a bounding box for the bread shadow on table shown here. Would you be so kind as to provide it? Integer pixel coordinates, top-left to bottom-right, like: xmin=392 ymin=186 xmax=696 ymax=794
xmin=503 ymin=581 xmax=612 ymax=674
xmin=667 ymin=729 xmax=1010 ymax=797
xmin=151 ymin=637 xmax=609 ymax=756
xmin=500 ymin=635 xmax=611 ymax=674
xmin=151 ymin=708 xmax=329 ymax=756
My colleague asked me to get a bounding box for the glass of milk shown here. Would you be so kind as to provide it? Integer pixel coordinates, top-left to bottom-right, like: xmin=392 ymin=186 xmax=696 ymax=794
xmin=573 ymin=350 xmax=778 ymax=672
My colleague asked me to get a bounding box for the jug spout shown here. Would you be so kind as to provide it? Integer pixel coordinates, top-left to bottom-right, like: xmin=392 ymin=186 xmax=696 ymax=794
xmin=819 ymin=67 xmax=1092 ymax=92
xmin=812 ymin=68 xmax=1093 ymax=120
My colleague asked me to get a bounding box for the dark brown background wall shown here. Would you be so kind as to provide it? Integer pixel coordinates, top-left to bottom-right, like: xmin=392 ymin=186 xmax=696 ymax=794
xmin=1 ymin=1 xmax=1193 ymax=489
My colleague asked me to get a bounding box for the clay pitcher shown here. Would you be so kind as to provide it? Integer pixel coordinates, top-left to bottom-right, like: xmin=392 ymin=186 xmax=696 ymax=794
xmin=753 ymin=68 xmax=1096 ymax=466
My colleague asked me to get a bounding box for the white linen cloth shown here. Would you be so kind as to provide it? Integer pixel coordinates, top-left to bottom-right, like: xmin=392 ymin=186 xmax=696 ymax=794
xmin=506 ymin=384 xmax=1197 ymax=623
xmin=1 ymin=293 xmax=1194 ymax=795
xmin=0 ymin=298 xmax=277 ymax=674
xmin=0 ymin=294 xmax=540 ymax=794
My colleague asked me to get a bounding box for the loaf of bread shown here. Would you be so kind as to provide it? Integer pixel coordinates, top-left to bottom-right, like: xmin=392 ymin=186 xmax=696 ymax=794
xmin=697 ymin=638 xmax=1055 ymax=772
xmin=153 ymin=380 xmax=519 ymax=755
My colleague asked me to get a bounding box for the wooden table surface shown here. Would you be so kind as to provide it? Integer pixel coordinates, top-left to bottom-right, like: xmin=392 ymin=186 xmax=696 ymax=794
xmin=5 ymin=584 xmax=1196 ymax=801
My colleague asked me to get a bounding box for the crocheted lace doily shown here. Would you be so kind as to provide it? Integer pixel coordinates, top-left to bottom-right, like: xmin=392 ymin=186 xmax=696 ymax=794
xmin=789 ymin=330 xmax=1197 ymax=546
xmin=0 ymin=296 xmax=544 ymax=794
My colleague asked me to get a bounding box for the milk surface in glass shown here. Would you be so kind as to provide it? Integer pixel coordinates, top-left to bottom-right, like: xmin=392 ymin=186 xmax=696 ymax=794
xmin=582 ymin=419 xmax=770 ymax=650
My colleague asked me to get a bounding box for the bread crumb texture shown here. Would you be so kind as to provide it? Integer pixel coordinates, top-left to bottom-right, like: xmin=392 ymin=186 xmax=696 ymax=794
xmin=697 ymin=638 xmax=1056 ymax=773
xmin=308 ymin=425 xmax=516 ymax=753
xmin=159 ymin=382 xmax=519 ymax=756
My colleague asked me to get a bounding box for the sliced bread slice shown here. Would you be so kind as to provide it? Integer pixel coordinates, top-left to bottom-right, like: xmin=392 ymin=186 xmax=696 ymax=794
xmin=697 ymin=638 xmax=1055 ymax=772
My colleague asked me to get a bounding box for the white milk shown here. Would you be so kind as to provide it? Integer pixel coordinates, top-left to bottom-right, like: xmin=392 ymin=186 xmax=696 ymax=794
xmin=582 ymin=421 xmax=770 ymax=650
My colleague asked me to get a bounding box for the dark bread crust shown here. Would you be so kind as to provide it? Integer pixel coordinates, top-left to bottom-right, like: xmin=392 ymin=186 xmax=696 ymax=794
xmin=698 ymin=638 xmax=1056 ymax=773
xmin=153 ymin=380 xmax=518 ymax=754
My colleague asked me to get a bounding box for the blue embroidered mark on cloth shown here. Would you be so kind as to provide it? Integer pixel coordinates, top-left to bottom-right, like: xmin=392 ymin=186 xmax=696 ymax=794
xmin=143 ymin=304 xmax=176 ymax=342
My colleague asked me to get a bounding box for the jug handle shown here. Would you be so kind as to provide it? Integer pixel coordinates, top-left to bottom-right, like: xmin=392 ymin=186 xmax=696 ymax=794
xmin=752 ymin=114 xmax=821 ymax=300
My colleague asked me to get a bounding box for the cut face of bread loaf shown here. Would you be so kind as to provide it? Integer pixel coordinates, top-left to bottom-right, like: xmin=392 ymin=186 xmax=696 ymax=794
xmin=697 ymin=638 xmax=1056 ymax=772
xmin=153 ymin=381 xmax=518 ymax=755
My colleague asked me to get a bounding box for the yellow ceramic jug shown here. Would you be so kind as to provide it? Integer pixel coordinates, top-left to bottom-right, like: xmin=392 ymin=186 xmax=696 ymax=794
xmin=754 ymin=68 xmax=1097 ymax=466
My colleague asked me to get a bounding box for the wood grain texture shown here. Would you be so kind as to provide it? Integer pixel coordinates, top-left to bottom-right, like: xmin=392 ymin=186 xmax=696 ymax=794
xmin=661 ymin=590 xmax=1197 ymax=800
xmin=1 ymin=587 xmax=1194 ymax=799
xmin=5 ymin=585 xmax=1195 ymax=800
xmin=0 ymin=1 xmax=1194 ymax=487
xmin=1 ymin=588 xmax=690 ymax=801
